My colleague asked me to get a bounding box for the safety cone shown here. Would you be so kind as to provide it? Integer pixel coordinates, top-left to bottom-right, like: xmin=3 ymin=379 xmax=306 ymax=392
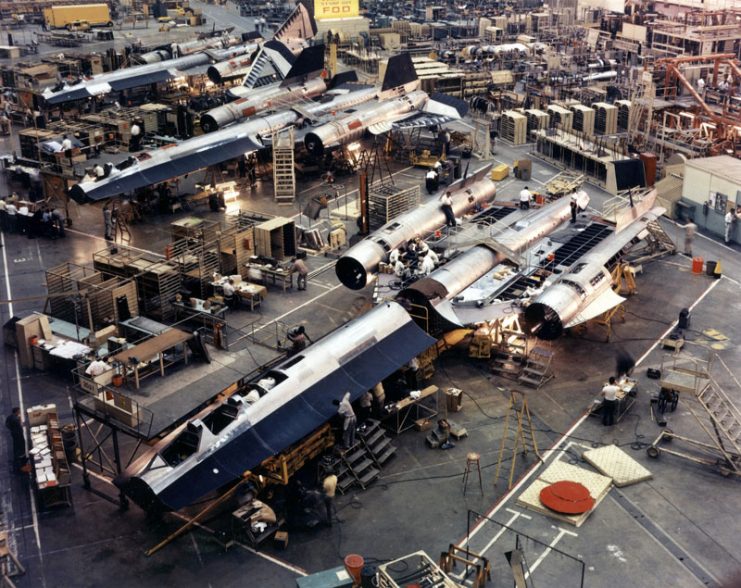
xmin=713 ymin=259 xmax=723 ymax=279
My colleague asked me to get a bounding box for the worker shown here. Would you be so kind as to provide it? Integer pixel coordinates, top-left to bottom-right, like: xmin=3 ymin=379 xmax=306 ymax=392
xmin=291 ymin=255 xmax=309 ymax=291
xmin=94 ymin=163 xmax=105 ymax=178
xmin=417 ymin=251 xmax=436 ymax=276
xmin=601 ymin=377 xmax=620 ymax=426
xmin=388 ymin=248 xmax=400 ymax=265
xmin=222 ymin=278 xmax=236 ymax=309
xmin=51 ymin=208 xmax=66 ymax=238
xmin=358 ymin=390 xmax=373 ymax=424
xmin=696 ymin=77 xmax=705 ymax=94
xmin=333 ymin=391 xmax=357 ymax=449
xmin=244 ymin=388 xmax=260 ymax=404
xmin=394 ymin=258 xmax=409 ymax=281
xmin=439 ymin=191 xmax=456 ymax=227
xmin=519 ymin=186 xmax=532 ymax=210
xmin=372 ymin=382 xmax=386 ymax=416
xmin=683 ymin=221 xmax=696 ymax=256
xmin=425 ymin=168 xmax=439 ymax=194
xmin=427 ymin=247 xmax=440 ymax=266
xmin=0 ymin=197 xmax=6 ymax=232
xmin=5 ymin=199 xmax=16 ymax=233
xmin=287 ymin=325 xmax=312 ymax=354
xmin=16 ymin=203 xmax=29 ymax=236
xmin=724 ymin=209 xmax=736 ymax=243
xmin=570 ymin=193 xmax=578 ymax=224
xmin=615 ymin=349 xmax=635 ymax=379
xmin=5 ymin=407 xmax=26 ymax=473
xmin=103 ymin=203 xmax=113 ymax=240
xmin=322 ymin=473 xmax=338 ymax=526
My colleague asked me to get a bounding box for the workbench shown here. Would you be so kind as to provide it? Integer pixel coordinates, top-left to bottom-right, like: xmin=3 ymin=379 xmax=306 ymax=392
xmin=244 ymin=262 xmax=294 ymax=292
xmin=210 ymin=277 xmax=267 ymax=311
xmin=589 ymin=378 xmax=637 ymax=424
xmin=173 ymin=298 xmax=227 ymax=320
xmin=383 ymin=385 xmax=440 ymax=435
xmin=111 ymin=328 xmax=193 ymax=390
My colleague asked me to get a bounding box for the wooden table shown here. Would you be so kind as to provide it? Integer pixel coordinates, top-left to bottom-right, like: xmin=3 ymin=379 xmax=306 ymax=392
xmin=112 ymin=328 xmax=193 ymax=390
xmin=245 ymin=263 xmax=294 ymax=292
xmin=384 ymin=385 xmax=440 ymax=435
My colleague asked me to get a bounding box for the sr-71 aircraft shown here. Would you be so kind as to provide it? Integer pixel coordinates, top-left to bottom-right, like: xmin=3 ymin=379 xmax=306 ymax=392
xmin=69 ymin=54 xmax=466 ymax=202
xmin=41 ymin=3 xmax=316 ymax=106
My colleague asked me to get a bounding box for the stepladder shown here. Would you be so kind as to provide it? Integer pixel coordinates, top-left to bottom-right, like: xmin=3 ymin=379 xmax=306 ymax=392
xmin=494 ymin=389 xmax=543 ymax=489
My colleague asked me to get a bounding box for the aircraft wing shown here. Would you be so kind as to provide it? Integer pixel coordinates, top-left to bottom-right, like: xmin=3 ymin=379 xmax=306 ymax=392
xmin=564 ymin=287 xmax=625 ymax=329
xmin=44 ymin=69 xmax=182 ymax=105
xmin=69 ymin=134 xmax=263 ymax=202
xmin=388 ymin=113 xmax=462 ymax=132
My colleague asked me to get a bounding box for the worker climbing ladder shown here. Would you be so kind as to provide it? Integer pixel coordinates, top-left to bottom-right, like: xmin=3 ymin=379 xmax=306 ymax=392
xmin=494 ymin=390 xmax=543 ymax=489
xmin=272 ymin=127 xmax=296 ymax=204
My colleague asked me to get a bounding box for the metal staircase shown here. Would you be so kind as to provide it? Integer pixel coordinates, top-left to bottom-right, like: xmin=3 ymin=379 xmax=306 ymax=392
xmin=649 ymin=354 xmax=741 ymax=477
xmin=336 ymin=439 xmax=381 ymax=494
xmin=518 ymin=346 xmax=554 ymax=389
xmin=272 ymin=127 xmax=296 ymax=204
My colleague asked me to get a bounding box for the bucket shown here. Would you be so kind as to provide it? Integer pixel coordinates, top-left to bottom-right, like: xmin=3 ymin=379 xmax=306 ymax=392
xmin=705 ymin=260 xmax=717 ymax=276
xmin=344 ymin=554 xmax=365 ymax=585
xmin=691 ymin=256 xmax=703 ymax=274
xmin=535 ymin=193 xmax=545 ymax=205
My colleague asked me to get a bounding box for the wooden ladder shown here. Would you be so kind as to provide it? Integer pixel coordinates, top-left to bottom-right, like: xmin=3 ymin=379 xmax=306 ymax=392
xmin=494 ymin=390 xmax=543 ymax=489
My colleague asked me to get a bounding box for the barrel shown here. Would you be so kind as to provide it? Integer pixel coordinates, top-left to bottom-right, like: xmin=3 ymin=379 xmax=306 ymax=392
xmin=344 ymin=554 xmax=365 ymax=585
xmin=691 ymin=256 xmax=703 ymax=274
xmin=705 ymin=260 xmax=717 ymax=276
xmin=61 ymin=424 xmax=77 ymax=463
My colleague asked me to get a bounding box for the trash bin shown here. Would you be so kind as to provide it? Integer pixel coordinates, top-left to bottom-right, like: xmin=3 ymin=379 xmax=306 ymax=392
xmin=446 ymin=388 xmax=463 ymax=412
xmin=705 ymin=260 xmax=717 ymax=276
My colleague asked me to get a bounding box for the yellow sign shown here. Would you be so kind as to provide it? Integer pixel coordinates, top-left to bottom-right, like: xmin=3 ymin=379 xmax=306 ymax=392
xmin=315 ymin=0 xmax=358 ymax=20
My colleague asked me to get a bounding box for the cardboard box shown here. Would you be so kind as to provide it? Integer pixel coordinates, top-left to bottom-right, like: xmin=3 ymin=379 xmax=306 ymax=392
xmin=414 ymin=418 xmax=433 ymax=432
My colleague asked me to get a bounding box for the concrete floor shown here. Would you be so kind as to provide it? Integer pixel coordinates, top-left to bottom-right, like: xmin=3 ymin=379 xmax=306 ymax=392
xmin=1 ymin=8 xmax=741 ymax=584
xmin=2 ymin=135 xmax=740 ymax=587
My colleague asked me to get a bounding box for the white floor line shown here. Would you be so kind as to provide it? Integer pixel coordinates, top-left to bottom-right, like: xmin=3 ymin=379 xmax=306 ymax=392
xmin=252 ymin=284 xmax=342 ymax=333
xmin=479 ymin=508 xmax=532 ymax=556
xmin=524 ymin=527 xmax=579 ymax=580
xmin=461 ymin=275 xmax=720 ymax=547
xmin=73 ymin=464 xmax=307 ymax=576
xmin=1 ymin=231 xmax=46 ymax=588
xmin=634 ymin=277 xmax=720 ymax=367
xmin=65 ymin=227 xmax=165 ymax=257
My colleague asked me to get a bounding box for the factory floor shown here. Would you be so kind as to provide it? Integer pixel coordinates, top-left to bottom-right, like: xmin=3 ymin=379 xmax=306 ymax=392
xmin=1 ymin=131 xmax=741 ymax=588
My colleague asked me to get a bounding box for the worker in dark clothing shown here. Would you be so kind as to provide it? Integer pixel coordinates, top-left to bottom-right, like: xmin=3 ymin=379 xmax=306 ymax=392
xmin=287 ymin=325 xmax=312 ymax=354
xmin=615 ymin=349 xmax=635 ymax=379
xmin=5 ymin=407 xmax=26 ymax=473
xmin=570 ymin=193 xmax=578 ymax=224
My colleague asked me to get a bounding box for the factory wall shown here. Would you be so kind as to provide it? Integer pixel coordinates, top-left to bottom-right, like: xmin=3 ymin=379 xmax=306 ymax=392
xmin=681 ymin=157 xmax=741 ymax=242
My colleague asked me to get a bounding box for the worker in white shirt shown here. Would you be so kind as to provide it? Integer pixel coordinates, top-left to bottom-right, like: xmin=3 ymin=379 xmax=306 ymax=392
xmin=696 ymin=77 xmax=705 ymax=94
xmin=519 ymin=186 xmax=532 ymax=210
xmin=394 ymin=258 xmax=409 ymax=280
xmin=61 ymin=134 xmax=72 ymax=164
xmin=425 ymin=168 xmax=439 ymax=194
xmin=5 ymin=200 xmax=17 ymax=233
xmin=724 ymin=209 xmax=736 ymax=243
xmin=601 ymin=377 xmax=620 ymax=426
xmin=222 ymin=278 xmax=236 ymax=308
xmin=417 ymin=251 xmax=436 ymax=276
xmin=388 ymin=248 xmax=400 ymax=265
xmin=439 ymin=191 xmax=456 ymax=227
xmin=333 ymin=392 xmax=357 ymax=448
